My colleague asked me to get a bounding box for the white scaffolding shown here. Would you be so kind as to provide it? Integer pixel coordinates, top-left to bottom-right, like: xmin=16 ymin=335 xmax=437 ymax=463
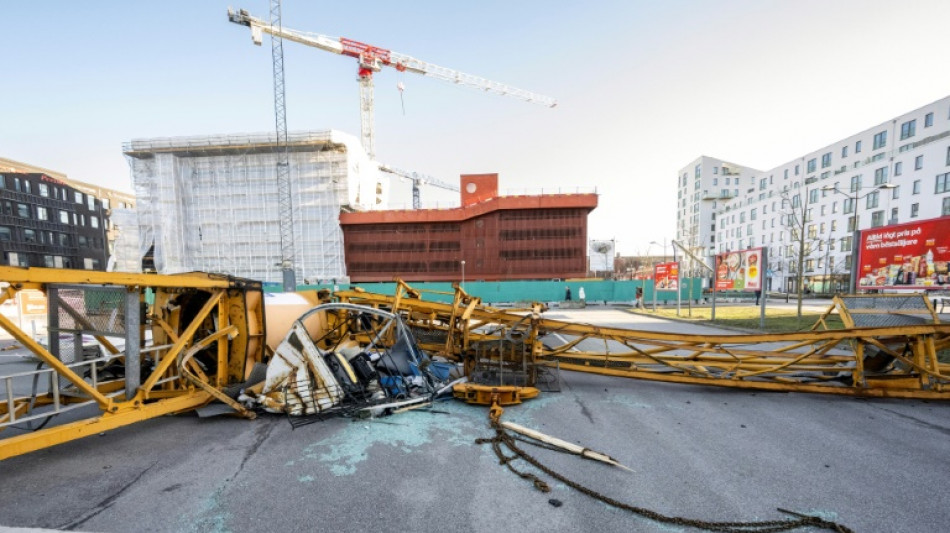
xmin=120 ymin=130 xmax=386 ymax=284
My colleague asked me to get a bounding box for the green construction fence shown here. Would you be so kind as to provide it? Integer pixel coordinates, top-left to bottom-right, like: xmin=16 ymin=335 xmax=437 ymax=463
xmin=286 ymin=279 xmax=705 ymax=306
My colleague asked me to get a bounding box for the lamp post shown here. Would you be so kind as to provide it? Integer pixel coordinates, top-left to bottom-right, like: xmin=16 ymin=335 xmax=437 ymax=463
xmin=460 ymin=260 xmax=466 ymax=289
xmin=650 ymin=239 xmax=669 ymax=263
xmin=820 ymin=183 xmax=897 ymax=293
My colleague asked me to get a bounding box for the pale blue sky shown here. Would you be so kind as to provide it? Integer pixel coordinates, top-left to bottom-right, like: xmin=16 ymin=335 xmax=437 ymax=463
xmin=3 ymin=0 xmax=950 ymax=255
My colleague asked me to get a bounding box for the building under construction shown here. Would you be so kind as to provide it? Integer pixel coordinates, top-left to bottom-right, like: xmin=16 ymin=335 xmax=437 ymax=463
xmin=121 ymin=130 xmax=383 ymax=284
xmin=340 ymin=173 xmax=598 ymax=282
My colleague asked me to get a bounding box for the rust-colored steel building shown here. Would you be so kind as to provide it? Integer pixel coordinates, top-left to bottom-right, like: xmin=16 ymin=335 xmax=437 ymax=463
xmin=339 ymin=174 xmax=598 ymax=282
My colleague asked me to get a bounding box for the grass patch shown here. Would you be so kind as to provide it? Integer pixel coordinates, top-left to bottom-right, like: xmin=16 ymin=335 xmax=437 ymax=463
xmin=637 ymin=306 xmax=845 ymax=333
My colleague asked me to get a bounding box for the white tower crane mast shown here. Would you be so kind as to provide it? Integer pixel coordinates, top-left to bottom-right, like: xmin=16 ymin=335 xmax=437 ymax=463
xmin=227 ymin=8 xmax=556 ymax=161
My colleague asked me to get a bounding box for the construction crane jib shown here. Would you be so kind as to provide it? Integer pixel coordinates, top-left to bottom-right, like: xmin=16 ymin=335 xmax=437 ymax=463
xmin=379 ymin=164 xmax=459 ymax=209
xmin=227 ymin=8 xmax=556 ymax=160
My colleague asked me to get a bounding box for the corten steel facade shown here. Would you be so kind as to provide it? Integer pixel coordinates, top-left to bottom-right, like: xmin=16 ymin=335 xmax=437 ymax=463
xmin=0 ymin=172 xmax=109 ymax=270
xmin=340 ymin=174 xmax=598 ymax=282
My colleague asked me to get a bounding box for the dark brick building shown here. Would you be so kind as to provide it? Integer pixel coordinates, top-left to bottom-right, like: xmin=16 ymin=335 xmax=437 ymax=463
xmin=339 ymin=173 xmax=598 ymax=282
xmin=0 ymin=172 xmax=109 ymax=270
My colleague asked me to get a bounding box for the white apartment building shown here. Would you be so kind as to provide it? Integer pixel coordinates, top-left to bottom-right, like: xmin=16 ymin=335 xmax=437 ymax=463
xmin=678 ymin=95 xmax=950 ymax=292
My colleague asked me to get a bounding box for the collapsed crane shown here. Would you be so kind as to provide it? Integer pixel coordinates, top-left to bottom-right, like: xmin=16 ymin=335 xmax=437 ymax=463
xmin=227 ymin=7 xmax=557 ymax=160
xmin=3 ymin=266 xmax=950 ymax=461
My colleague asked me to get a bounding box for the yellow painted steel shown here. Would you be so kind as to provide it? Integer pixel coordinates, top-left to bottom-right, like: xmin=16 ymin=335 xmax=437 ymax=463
xmin=336 ymin=282 xmax=950 ymax=401
xmin=0 ymin=267 xmax=265 ymax=460
xmin=5 ymin=272 xmax=949 ymax=461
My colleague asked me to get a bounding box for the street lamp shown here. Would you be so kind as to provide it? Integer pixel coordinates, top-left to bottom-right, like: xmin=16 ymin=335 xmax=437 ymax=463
xmin=820 ymin=182 xmax=897 ymax=293
xmin=460 ymin=260 xmax=466 ymax=289
xmin=649 ymin=239 xmax=668 ymax=262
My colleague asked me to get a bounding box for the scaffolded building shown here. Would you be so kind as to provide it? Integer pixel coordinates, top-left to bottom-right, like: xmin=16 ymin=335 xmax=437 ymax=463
xmin=121 ymin=130 xmax=384 ymax=284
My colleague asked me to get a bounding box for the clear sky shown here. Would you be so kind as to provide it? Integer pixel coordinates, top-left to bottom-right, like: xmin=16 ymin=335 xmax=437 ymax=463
xmin=3 ymin=0 xmax=950 ymax=256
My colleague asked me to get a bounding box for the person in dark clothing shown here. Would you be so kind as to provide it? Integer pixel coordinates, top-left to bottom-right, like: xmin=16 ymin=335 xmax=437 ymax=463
xmin=635 ymin=286 xmax=644 ymax=309
xmin=565 ymin=286 xmax=572 ymax=301
xmin=755 ymin=289 xmax=761 ymax=305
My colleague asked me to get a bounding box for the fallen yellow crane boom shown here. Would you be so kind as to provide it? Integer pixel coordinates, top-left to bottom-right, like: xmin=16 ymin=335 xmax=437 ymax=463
xmin=0 ymin=267 xmax=265 ymax=460
xmin=336 ymin=284 xmax=950 ymax=400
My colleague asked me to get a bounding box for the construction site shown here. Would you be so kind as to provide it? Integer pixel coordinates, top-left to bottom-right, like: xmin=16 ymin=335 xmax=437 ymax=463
xmin=2 ymin=3 xmax=950 ymax=533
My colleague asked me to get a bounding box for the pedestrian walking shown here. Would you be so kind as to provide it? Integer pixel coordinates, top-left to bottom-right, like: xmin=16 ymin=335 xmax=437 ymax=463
xmin=565 ymin=286 xmax=572 ymax=301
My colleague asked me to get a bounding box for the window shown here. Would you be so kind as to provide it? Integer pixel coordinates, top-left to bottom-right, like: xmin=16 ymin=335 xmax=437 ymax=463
xmin=911 ymin=203 xmax=920 ymax=218
xmin=39 ymin=183 xmax=49 ymax=197
xmin=821 ymin=153 xmax=832 ymax=168
xmin=87 ymin=196 xmax=96 ymax=211
xmin=844 ymin=198 xmax=854 ymax=214
xmin=944 ymin=197 xmax=950 ymax=216
xmin=892 ymin=186 xmax=900 ymax=200
xmin=750 ymin=208 xmax=757 ymax=220
xmin=37 ymin=207 xmax=48 ymax=221
xmin=102 ymin=198 xmax=111 ymax=210
xmin=59 ymin=210 xmax=69 ymax=224
xmin=937 ymin=173 xmax=950 ymax=194
xmin=807 ymin=158 xmax=816 ymax=173
xmin=915 ymin=155 xmax=924 ymax=170
xmin=866 ymin=191 xmax=879 ymax=209
xmin=809 ymin=189 xmax=819 ymax=204
xmin=947 ymin=146 xmax=950 ymax=166
xmin=856 ymin=140 xmax=863 ymax=153
xmin=74 ymin=191 xmax=83 ymax=204
xmin=23 ymin=181 xmax=31 ymax=194
xmin=16 ymin=204 xmax=29 ymax=218
xmin=695 ymin=164 xmax=701 ymax=178
xmin=58 ymin=234 xmax=70 ymax=247
xmin=913 ymin=180 xmax=921 ymax=194
xmin=841 ymin=236 xmax=853 ymax=252
xmin=43 ymin=255 xmax=55 ymax=268
xmin=900 ymin=119 xmax=916 ymax=140
xmin=874 ymin=167 xmax=888 ymax=185
xmin=91 ymin=216 xmax=99 ymax=228
xmin=842 ymin=145 xmax=849 ymax=158
xmin=795 ymin=164 xmax=800 ymax=175
xmin=759 ymin=178 xmax=767 ymax=190
xmin=831 ymin=220 xmax=838 ymax=231
xmin=925 ymin=112 xmax=934 ymax=128
xmin=890 ymin=207 xmax=898 ymax=223
xmin=23 ymin=229 xmax=36 ymax=243
xmin=871 ymin=211 xmax=884 ymax=227
xmin=873 ymin=131 xmax=887 ymax=150
xmin=850 ymin=175 xmax=862 ymax=192
xmin=894 ymin=161 xmax=903 ymax=176
xmin=0 ymin=227 xmax=10 ymax=242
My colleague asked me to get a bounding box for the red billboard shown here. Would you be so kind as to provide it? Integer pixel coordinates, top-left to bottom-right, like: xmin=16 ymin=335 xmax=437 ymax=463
xmin=857 ymin=216 xmax=950 ymax=290
xmin=715 ymin=248 xmax=763 ymax=291
xmin=654 ymin=262 xmax=679 ymax=290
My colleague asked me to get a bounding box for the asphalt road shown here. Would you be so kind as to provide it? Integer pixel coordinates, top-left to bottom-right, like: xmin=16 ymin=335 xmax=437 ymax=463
xmin=1 ymin=308 xmax=948 ymax=533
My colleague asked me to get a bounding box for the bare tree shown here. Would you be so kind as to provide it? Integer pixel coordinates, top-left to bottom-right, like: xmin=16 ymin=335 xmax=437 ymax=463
xmin=780 ymin=185 xmax=822 ymax=319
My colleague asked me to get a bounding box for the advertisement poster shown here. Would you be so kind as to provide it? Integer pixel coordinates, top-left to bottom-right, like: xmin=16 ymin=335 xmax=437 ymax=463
xmin=857 ymin=216 xmax=950 ymax=290
xmin=588 ymin=240 xmax=616 ymax=272
xmin=715 ymin=248 xmax=763 ymax=291
xmin=654 ymin=261 xmax=679 ymax=290
xmin=18 ymin=290 xmax=47 ymax=316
